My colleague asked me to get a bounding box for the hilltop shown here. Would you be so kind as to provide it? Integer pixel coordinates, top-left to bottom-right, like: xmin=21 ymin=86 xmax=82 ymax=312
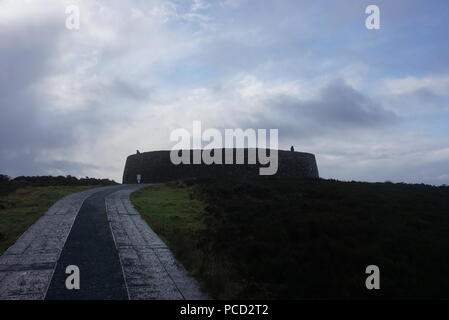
xmin=132 ymin=178 xmax=449 ymax=299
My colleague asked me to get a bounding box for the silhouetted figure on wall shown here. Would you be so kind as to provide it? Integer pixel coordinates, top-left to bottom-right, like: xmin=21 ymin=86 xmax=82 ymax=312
xmin=290 ymin=146 xmax=294 ymax=152
xmin=136 ymin=150 xmax=141 ymax=154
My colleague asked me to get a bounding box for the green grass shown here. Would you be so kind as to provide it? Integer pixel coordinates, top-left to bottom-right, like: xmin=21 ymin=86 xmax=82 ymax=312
xmin=131 ymin=182 xmax=208 ymax=284
xmin=0 ymin=185 xmax=96 ymax=254
xmin=131 ymin=179 xmax=449 ymax=299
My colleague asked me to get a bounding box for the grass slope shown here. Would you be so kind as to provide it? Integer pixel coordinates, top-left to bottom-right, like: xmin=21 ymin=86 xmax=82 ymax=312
xmin=130 ymin=183 xmax=207 ymax=282
xmin=131 ymin=179 xmax=449 ymax=299
xmin=0 ymin=186 xmax=95 ymax=254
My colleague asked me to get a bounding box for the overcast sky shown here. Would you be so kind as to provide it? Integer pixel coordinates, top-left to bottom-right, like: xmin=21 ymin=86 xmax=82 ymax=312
xmin=1 ymin=0 xmax=448 ymax=184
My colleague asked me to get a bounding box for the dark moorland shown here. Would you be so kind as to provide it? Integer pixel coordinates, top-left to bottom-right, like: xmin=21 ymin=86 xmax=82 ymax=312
xmin=132 ymin=179 xmax=449 ymax=299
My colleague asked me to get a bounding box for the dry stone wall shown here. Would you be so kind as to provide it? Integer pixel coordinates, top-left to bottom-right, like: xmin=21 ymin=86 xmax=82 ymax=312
xmin=122 ymin=149 xmax=319 ymax=184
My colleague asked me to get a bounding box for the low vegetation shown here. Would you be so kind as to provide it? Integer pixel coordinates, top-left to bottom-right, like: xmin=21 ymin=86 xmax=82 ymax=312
xmin=0 ymin=174 xmax=117 ymax=254
xmin=131 ymin=179 xmax=449 ymax=299
xmin=0 ymin=174 xmax=117 ymax=196
xmin=0 ymin=185 xmax=95 ymax=254
xmin=131 ymin=182 xmax=207 ymax=278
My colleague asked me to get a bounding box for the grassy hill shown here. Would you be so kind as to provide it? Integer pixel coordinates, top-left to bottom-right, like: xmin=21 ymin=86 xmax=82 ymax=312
xmin=0 ymin=175 xmax=118 ymax=254
xmin=131 ymin=179 xmax=449 ymax=299
xmin=0 ymin=186 xmax=96 ymax=254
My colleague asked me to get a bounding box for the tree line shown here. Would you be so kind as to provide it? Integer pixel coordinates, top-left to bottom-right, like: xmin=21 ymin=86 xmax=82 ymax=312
xmin=0 ymin=174 xmax=117 ymax=196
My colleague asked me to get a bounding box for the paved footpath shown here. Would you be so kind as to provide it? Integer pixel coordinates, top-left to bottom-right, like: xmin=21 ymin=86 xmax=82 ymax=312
xmin=0 ymin=185 xmax=207 ymax=300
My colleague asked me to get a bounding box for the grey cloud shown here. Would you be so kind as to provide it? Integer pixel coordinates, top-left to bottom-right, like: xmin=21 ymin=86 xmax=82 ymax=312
xmin=0 ymin=19 xmax=75 ymax=155
xmin=1 ymin=0 xmax=447 ymax=186
xmin=0 ymin=155 xmax=102 ymax=178
xmin=248 ymin=80 xmax=398 ymax=140
xmin=383 ymin=87 xmax=449 ymax=114
xmin=320 ymin=151 xmax=449 ymax=186
xmin=0 ymin=14 xmax=112 ymax=177
xmin=110 ymin=79 xmax=153 ymax=102
xmin=312 ymin=81 xmax=398 ymax=127
xmin=45 ymin=160 xmax=101 ymax=174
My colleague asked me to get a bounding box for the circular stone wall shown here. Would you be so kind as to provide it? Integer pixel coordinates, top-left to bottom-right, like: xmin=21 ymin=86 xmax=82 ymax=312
xmin=122 ymin=149 xmax=319 ymax=184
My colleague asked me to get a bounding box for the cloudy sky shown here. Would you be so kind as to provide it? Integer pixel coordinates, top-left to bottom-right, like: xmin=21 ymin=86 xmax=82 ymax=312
xmin=1 ymin=0 xmax=448 ymax=184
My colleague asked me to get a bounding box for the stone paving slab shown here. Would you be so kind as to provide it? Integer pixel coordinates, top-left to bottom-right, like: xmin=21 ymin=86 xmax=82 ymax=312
xmin=0 ymin=185 xmax=123 ymax=300
xmin=105 ymin=187 xmax=208 ymax=300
